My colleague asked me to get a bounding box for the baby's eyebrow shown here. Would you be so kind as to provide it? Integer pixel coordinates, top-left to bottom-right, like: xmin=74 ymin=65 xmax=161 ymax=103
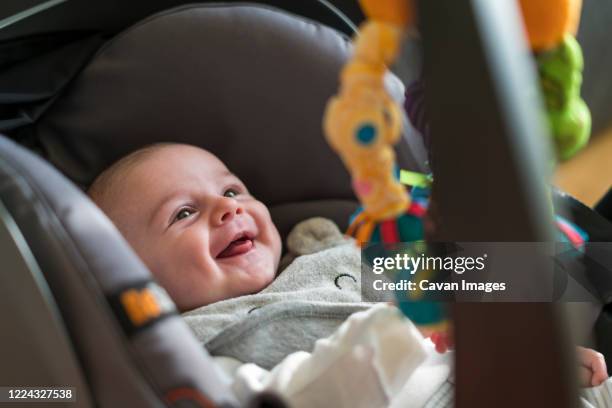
xmin=222 ymin=170 xmax=246 ymax=185
xmin=148 ymin=192 xmax=184 ymax=228
xmin=221 ymin=169 xmax=238 ymax=179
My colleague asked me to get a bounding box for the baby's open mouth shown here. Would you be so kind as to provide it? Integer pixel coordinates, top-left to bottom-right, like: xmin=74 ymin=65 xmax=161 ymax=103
xmin=217 ymin=232 xmax=254 ymax=259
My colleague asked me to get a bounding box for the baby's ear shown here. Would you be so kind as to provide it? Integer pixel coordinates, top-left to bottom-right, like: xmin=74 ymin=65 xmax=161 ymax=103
xmin=286 ymin=217 xmax=347 ymax=255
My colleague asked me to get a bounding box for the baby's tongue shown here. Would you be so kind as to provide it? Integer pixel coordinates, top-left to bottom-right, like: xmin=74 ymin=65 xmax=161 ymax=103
xmin=217 ymin=237 xmax=253 ymax=258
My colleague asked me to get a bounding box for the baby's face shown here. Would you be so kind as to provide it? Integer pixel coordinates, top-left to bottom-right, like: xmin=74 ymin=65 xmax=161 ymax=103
xmin=106 ymin=145 xmax=281 ymax=311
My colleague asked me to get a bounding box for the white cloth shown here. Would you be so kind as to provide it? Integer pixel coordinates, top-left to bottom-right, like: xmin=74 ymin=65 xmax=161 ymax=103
xmin=581 ymin=377 xmax=612 ymax=407
xmin=216 ymin=304 xmax=452 ymax=408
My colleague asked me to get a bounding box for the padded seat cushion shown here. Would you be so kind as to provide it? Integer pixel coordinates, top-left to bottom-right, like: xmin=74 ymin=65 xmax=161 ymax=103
xmin=33 ymin=4 xmax=423 ymax=235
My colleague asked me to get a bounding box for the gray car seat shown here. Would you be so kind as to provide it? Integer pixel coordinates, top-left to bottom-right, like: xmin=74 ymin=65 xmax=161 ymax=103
xmin=0 ymin=3 xmax=424 ymax=407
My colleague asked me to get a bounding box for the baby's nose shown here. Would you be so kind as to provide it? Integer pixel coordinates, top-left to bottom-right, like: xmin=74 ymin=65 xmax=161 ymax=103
xmin=212 ymin=197 xmax=243 ymax=226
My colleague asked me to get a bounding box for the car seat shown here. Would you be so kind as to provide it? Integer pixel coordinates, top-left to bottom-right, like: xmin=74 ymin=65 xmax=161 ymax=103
xmin=0 ymin=3 xmax=426 ymax=407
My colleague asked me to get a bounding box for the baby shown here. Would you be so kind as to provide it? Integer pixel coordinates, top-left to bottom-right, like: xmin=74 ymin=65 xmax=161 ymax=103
xmin=89 ymin=142 xmax=610 ymax=406
xmin=88 ymin=142 xmax=282 ymax=312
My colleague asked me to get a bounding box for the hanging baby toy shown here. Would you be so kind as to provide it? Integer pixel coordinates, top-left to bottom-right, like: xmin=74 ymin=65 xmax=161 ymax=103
xmin=324 ymin=0 xmax=419 ymax=246
xmin=323 ymin=0 xmax=590 ymax=331
xmin=324 ymin=0 xmax=444 ymax=331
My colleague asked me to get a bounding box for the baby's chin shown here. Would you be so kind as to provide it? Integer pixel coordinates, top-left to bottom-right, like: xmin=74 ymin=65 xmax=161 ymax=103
xmin=217 ymin=256 xmax=277 ymax=295
xmin=219 ymin=272 xmax=274 ymax=301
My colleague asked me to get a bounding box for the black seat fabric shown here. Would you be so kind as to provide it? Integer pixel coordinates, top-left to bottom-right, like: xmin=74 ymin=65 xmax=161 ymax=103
xmin=32 ymin=3 xmax=425 ymax=236
xmin=0 ymin=1 xmax=359 ymax=137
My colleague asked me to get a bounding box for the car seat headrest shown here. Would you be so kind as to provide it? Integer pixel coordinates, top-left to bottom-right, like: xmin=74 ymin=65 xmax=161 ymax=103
xmin=33 ymin=4 xmax=423 ymax=234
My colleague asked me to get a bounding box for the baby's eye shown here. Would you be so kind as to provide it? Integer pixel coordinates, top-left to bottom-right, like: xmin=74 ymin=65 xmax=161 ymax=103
xmin=173 ymin=207 xmax=196 ymax=223
xmin=224 ymin=188 xmax=240 ymax=198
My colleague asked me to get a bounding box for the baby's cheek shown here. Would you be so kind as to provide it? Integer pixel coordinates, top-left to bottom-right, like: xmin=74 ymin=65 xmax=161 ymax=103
xmin=145 ymin=255 xmax=183 ymax=303
xmin=155 ymin=239 xmax=216 ymax=307
xmin=255 ymin=203 xmax=282 ymax=256
xmin=175 ymin=235 xmax=213 ymax=271
xmin=241 ymin=249 xmax=277 ymax=292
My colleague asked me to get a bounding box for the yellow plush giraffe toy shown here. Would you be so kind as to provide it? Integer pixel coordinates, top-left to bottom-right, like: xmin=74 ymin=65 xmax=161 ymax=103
xmin=324 ymin=1 xmax=413 ymax=245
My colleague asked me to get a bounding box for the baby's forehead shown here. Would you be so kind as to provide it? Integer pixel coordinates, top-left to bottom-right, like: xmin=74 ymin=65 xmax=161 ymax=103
xmin=129 ymin=145 xmax=243 ymax=193
xmin=162 ymin=144 xmax=228 ymax=168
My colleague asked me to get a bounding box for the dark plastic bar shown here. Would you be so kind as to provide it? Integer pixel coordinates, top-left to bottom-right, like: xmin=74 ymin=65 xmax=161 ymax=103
xmin=416 ymin=0 xmax=578 ymax=406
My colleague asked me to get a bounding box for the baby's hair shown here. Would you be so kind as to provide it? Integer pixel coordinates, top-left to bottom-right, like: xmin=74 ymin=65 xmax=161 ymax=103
xmin=88 ymin=142 xmax=174 ymax=210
